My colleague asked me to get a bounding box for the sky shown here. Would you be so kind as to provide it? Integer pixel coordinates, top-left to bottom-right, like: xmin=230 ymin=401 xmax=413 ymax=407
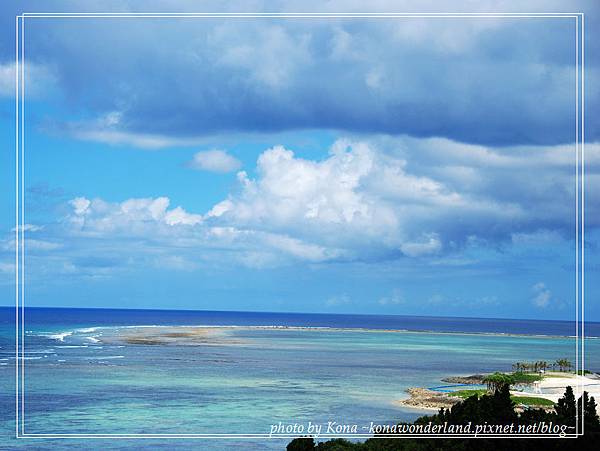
xmin=0 ymin=1 xmax=599 ymax=320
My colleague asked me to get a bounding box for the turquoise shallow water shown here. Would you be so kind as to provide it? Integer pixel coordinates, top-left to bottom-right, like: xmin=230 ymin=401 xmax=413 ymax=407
xmin=1 ymin=308 xmax=598 ymax=450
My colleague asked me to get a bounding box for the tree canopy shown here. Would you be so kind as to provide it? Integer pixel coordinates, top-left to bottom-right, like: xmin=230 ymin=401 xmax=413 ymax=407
xmin=287 ymin=387 xmax=599 ymax=451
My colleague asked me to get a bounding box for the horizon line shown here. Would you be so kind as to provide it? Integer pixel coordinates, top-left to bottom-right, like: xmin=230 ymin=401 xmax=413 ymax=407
xmin=1 ymin=305 xmax=598 ymax=324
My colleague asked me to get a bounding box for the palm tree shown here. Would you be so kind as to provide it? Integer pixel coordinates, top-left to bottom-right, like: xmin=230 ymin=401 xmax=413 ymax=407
xmin=556 ymin=358 xmax=574 ymax=372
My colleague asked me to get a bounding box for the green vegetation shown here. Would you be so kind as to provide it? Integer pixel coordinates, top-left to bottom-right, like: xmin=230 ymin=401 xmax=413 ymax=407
xmin=288 ymin=386 xmax=600 ymax=450
xmin=555 ymin=358 xmax=573 ymax=372
xmin=511 ymin=396 xmax=555 ymax=407
xmin=449 ymin=390 xmax=553 ymax=407
xmin=478 ymin=371 xmax=540 ymax=393
xmin=512 ymin=360 xmax=550 ymax=373
xmin=482 ymin=372 xmax=516 ymax=391
xmin=511 ymin=372 xmax=542 ymax=384
xmin=448 ymin=388 xmax=554 ymax=407
xmin=512 ymin=358 xmax=574 ymax=373
xmin=448 ymin=389 xmax=487 ymax=399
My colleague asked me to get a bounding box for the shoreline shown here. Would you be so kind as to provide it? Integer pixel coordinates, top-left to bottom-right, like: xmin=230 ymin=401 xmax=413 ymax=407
xmin=397 ymin=372 xmax=600 ymax=413
xmin=395 ymin=388 xmax=461 ymax=411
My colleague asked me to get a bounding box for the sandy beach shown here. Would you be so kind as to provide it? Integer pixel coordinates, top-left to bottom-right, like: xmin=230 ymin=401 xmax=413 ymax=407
xmin=511 ymin=372 xmax=600 ymax=405
xmin=398 ymin=372 xmax=600 ymax=414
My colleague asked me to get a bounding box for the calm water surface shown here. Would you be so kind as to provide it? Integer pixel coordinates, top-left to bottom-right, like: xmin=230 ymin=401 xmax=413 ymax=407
xmin=1 ymin=307 xmax=598 ymax=450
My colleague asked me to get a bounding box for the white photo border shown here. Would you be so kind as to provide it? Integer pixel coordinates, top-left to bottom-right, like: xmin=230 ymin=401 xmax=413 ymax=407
xmin=14 ymin=11 xmax=586 ymax=440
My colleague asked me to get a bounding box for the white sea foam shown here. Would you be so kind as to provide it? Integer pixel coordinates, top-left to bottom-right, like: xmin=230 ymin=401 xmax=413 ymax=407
xmin=46 ymin=331 xmax=73 ymax=342
xmin=76 ymin=327 xmax=100 ymax=333
xmin=87 ymin=355 xmax=124 ymax=360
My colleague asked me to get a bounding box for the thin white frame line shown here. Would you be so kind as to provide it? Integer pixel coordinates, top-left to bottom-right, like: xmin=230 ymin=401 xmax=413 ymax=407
xmin=575 ymin=15 xmax=579 ymax=436
xmin=14 ymin=14 xmax=19 ymax=441
xmin=20 ymin=13 xmax=25 ymax=438
xmin=578 ymin=14 xmax=585 ymax=435
xmin=14 ymin=11 xmax=586 ymax=439
xmin=581 ymin=15 xmax=585 ymax=435
xmin=20 ymin=12 xmax=585 ymax=15
xmin=17 ymin=15 xmax=582 ymax=20
xmin=17 ymin=433 xmax=581 ymax=438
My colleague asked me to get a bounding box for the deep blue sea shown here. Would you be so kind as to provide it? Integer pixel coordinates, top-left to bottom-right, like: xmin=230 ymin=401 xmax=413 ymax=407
xmin=1 ymin=307 xmax=599 ymax=450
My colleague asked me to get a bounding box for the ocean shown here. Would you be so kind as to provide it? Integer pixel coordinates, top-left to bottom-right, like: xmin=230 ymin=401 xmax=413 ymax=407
xmin=1 ymin=307 xmax=598 ymax=450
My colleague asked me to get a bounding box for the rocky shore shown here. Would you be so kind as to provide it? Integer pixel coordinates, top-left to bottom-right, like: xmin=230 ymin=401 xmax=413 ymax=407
xmin=441 ymin=374 xmax=485 ymax=385
xmin=396 ymin=388 xmax=461 ymax=410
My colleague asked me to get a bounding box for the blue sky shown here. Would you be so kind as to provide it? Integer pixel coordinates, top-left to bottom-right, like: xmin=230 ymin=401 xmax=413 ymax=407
xmin=1 ymin=1 xmax=599 ymax=320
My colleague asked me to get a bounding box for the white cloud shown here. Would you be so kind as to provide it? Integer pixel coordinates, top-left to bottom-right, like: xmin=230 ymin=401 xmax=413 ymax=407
xmin=213 ymin=23 xmax=312 ymax=88
xmin=206 ymin=139 xmax=531 ymax=259
xmin=188 ymin=149 xmax=242 ymax=173
xmin=511 ymin=230 xmax=564 ymax=245
xmin=532 ymin=282 xmax=552 ymax=308
xmin=13 ymin=135 xmax=599 ymax=279
xmin=63 ymin=111 xmax=209 ymax=150
xmin=67 ymin=196 xmax=203 ymax=234
xmin=261 ymin=234 xmax=342 ymax=262
xmin=399 ymin=234 xmax=442 ymax=257
xmin=73 ymin=129 xmax=205 ymax=149
xmin=11 ymin=224 xmax=44 ymax=233
xmin=0 ymin=61 xmax=56 ymax=98
xmin=378 ymin=289 xmax=404 ymax=306
xmin=1 ymin=238 xmax=61 ymax=252
xmin=0 ymin=62 xmax=14 ymax=96
xmin=27 ymin=240 xmax=63 ymax=251
xmin=70 ymin=197 xmax=91 ymax=215
xmin=0 ymin=262 xmax=14 ymax=273
xmin=325 ymin=294 xmax=351 ymax=307
xmin=154 ymin=255 xmax=198 ymax=272
xmin=59 ymin=195 xmax=343 ymax=270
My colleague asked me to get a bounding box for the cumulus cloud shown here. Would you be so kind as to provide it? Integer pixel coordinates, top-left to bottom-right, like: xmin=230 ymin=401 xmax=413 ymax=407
xmin=207 ymin=138 xmax=587 ymax=259
xmin=187 ymin=149 xmax=242 ymax=173
xmin=7 ymin=135 xmax=598 ymax=280
xmin=67 ymin=196 xmax=203 ymax=234
xmin=51 ymin=194 xmax=344 ymax=273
